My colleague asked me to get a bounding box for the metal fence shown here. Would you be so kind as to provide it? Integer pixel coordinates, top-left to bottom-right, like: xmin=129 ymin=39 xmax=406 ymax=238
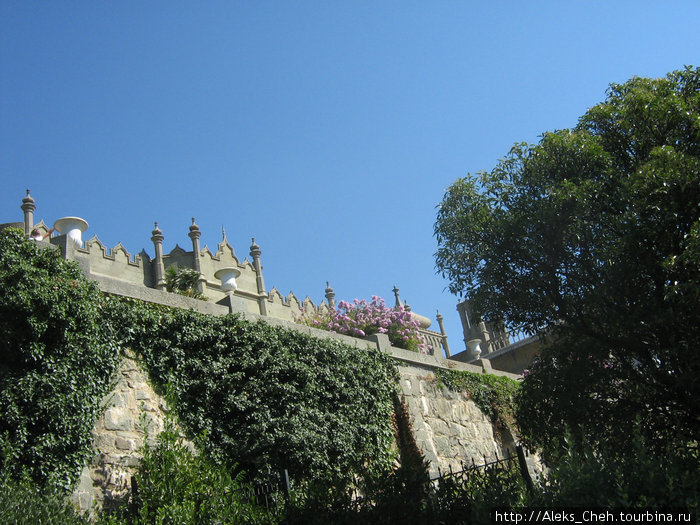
xmin=431 ymin=445 xmax=535 ymax=494
xmin=238 ymin=469 xmax=291 ymax=510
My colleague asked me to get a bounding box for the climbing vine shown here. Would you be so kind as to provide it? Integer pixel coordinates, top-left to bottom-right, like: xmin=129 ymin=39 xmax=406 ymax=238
xmin=0 ymin=226 xmax=399 ymax=497
xmin=115 ymin=299 xmax=399 ymax=488
xmin=436 ymin=368 xmax=520 ymax=431
xmin=0 ymin=228 xmax=121 ymax=489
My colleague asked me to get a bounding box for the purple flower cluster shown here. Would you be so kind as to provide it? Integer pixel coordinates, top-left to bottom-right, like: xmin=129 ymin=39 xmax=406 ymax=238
xmin=298 ymin=296 xmax=430 ymax=353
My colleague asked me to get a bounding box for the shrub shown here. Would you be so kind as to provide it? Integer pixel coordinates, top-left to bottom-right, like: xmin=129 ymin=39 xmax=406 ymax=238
xmin=164 ymin=265 xmax=205 ymax=299
xmin=298 ymin=296 xmax=429 ymax=352
xmin=114 ymin=420 xmax=278 ymax=524
xmin=0 ymin=469 xmax=88 ymax=525
xmin=0 ymin=228 xmax=120 ymax=489
xmin=530 ymin=429 xmax=700 ymax=509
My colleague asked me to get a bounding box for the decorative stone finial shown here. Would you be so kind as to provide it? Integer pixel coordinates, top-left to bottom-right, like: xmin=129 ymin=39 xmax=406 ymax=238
xmin=22 ymin=189 xmax=34 ymax=206
xmin=188 ymin=218 xmax=201 ymax=241
xmin=250 ymin=237 xmax=261 ymax=257
xmin=392 ymin=285 xmax=403 ymax=308
xmin=324 ymin=281 xmax=336 ymax=307
xmin=21 ymin=189 xmax=36 ymax=213
xmin=222 ymin=225 xmax=227 ymax=241
xmin=21 ymin=190 xmax=36 ymax=235
xmin=151 ymin=222 xmax=164 ymax=243
xmin=436 ymin=310 xmax=443 ymax=321
xmin=248 ymin=236 xmax=267 ymax=315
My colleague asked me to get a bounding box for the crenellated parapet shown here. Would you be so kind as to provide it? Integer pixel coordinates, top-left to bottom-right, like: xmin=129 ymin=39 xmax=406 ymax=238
xmin=264 ymin=286 xmax=332 ymax=322
xmin=6 ymin=192 xmax=342 ymax=321
xmin=83 ymin=236 xmax=152 ymax=287
xmin=4 ymin=191 xmax=452 ymax=356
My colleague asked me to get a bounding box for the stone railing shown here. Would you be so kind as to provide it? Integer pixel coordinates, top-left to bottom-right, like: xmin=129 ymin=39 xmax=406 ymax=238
xmin=487 ymin=325 xmax=533 ymax=353
xmin=418 ymin=327 xmax=449 ymax=357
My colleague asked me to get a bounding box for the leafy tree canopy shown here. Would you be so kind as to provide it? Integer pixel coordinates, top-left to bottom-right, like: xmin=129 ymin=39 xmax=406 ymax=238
xmin=434 ymin=67 xmax=700 ymax=456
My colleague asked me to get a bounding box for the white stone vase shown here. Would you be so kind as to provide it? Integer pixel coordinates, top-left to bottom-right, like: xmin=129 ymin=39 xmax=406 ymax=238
xmin=214 ymin=267 xmax=241 ymax=294
xmin=467 ymin=338 xmax=483 ymax=360
xmin=53 ymin=217 xmax=88 ymax=248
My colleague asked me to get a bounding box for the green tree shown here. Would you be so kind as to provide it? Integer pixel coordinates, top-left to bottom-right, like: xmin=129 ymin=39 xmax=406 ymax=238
xmin=434 ymin=67 xmax=700 ymax=457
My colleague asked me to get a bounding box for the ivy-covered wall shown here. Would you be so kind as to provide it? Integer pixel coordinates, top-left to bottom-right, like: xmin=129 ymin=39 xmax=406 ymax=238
xmin=0 ymin=227 xmax=524 ymax=513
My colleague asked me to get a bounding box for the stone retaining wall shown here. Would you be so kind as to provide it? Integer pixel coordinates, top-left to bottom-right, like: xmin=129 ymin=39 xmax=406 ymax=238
xmin=71 ymin=354 xmax=174 ymax=514
xmin=397 ymin=362 xmax=516 ymax=478
xmin=69 ymin=279 xmax=525 ymax=514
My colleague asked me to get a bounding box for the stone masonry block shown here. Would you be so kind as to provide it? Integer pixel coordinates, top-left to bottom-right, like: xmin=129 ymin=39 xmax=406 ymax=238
xmin=135 ymin=389 xmax=151 ymax=400
xmin=433 ymin=436 xmax=453 ymax=458
xmin=104 ymin=407 xmax=134 ymax=431
xmin=115 ymin=437 xmax=135 ymax=451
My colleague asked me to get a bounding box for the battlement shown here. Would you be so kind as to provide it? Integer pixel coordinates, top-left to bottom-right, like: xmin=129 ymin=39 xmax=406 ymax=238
xmin=7 ymin=190 xmax=450 ymax=356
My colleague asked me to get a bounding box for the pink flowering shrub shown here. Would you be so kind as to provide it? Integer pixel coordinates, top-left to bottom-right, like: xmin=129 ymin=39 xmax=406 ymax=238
xmin=297 ymin=296 xmax=429 ymax=353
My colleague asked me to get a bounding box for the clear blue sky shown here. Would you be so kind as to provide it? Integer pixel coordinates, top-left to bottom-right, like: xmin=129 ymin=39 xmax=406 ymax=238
xmin=1 ymin=2 xmax=697 ymax=355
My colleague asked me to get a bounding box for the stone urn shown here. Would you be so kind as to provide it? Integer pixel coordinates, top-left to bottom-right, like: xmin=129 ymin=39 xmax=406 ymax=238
xmin=53 ymin=217 xmax=88 ymax=248
xmin=214 ymin=267 xmax=241 ymax=295
xmin=467 ymin=338 xmax=483 ymax=360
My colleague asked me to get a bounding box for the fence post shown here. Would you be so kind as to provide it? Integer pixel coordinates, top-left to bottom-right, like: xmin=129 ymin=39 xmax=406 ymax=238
xmin=282 ymin=469 xmax=291 ymax=503
xmin=516 ymin=445 xmax=535 ymax=495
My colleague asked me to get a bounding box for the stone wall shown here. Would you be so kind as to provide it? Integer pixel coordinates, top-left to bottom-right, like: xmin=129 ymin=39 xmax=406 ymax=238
xmin=57 ymin=229 xmax=527 ymax=513
xmin=72 ymin=348 xmax=525 ymax=513
xmin=71 ymin=353 xmax=174 ymax=514
xmin=397 ymin=362 xmax=516 ymax=479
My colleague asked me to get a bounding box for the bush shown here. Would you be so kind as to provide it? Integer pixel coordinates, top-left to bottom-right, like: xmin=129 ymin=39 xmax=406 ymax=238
xmin=114 ymin=420 xmax=278 ymax=524
xmin=0 ymin=228 xmax=120 ymax=489
xmin=531 ymin=429 xmax=700 ymax=509
xmin=0 ymin=469 xmax=88 ymax=525
xmin=298 ymin=296 xmax=428 ymax=352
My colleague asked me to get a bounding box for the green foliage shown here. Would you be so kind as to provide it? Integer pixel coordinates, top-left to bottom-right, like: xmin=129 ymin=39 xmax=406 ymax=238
xmin=432 ymin=460 xmax=527 ymax=525
xmin=116 ymin=420 xmax=278 ymax=524
xmin=164 ymin=265 xmax=205 ymax=299
xmin=435 ymin=67 xmax=700 ymax=455
xmin=0 ymin=470 xmax=89 ymax=524
xmin=117 ymin=300 xmax=398 ymax=491
xmin=0 ymin=228 xmax=121 ymax=489
xmin=531 ymin=429 xmax=699 ymax=509
xmin=436 ymin=369 xmax=519 ymax=431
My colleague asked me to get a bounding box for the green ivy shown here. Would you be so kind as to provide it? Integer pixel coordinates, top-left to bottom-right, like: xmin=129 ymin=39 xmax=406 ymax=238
xmin=116 ymin=301 xmax=399 ymax=490
xmin=0 ymin=225 xmax=399 ymax=498
xmin=436 ymin=369 xmax=520 ymax=431
xmin=0 ymin=228 xmax=121 ymax=490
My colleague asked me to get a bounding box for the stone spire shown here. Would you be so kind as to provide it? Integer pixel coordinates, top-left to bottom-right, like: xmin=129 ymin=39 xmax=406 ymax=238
xmin=436 ymin=310 xmax=451 ymax=358
xmin=188 ymin=218 xmax=204 ymax=294
xmin=250 ymin=237 xmax=267 ymax=315
xmin=324 ymin=281 xmax=336 ymax=308
xmin=150 ymin=222 xmax=166 ymax=290
xmin=392 ymin=285 xmax=403 ymax=308
xmin=21 ymin=189 xmax=36 ymax=235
